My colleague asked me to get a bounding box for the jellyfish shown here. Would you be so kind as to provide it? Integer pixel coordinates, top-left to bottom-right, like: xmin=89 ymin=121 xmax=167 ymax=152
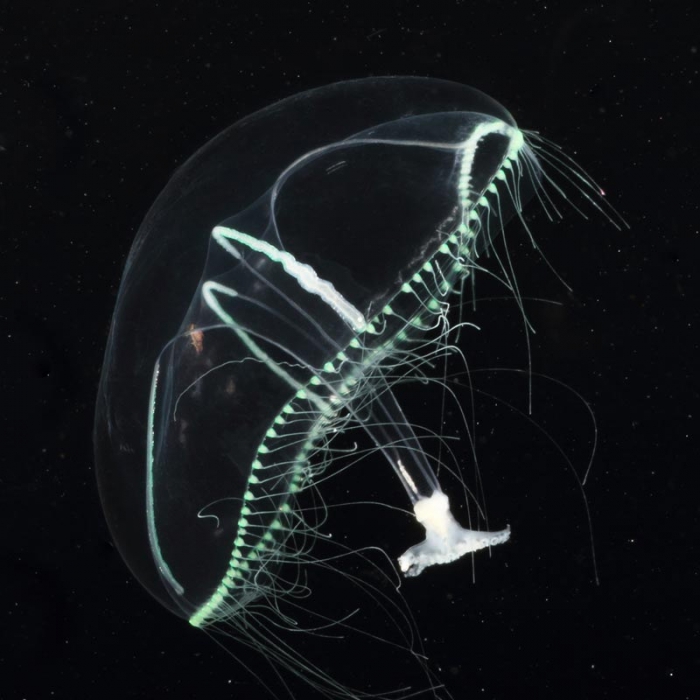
xmin=94 ymin=76 xmax=622 ymax=698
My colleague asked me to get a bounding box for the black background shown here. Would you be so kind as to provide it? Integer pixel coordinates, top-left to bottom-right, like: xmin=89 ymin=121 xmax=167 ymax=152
xmin=2 ymin=1 xmax=698 ymax=699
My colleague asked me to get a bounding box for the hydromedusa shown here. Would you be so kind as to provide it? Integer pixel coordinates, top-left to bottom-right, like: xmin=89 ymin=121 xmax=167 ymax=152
xmin=94 ymin=76 xmax=622 ymax=698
